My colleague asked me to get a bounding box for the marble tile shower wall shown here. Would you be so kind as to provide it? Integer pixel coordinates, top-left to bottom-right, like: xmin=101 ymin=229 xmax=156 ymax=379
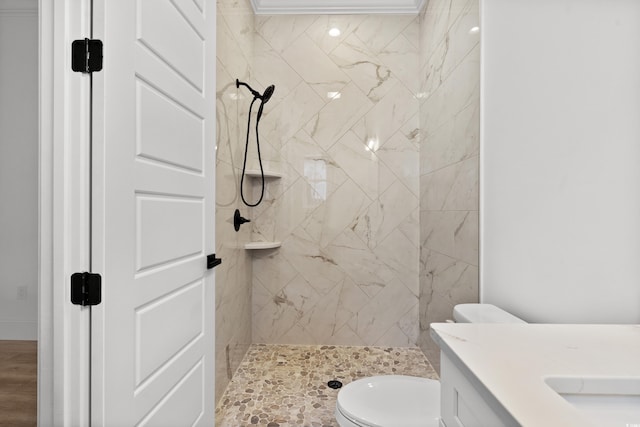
xmin=215 ymin=0 xmax=255 ymax=402
xmin=250 ymin=15 xmax=421 ymax=347
xmin=418 ymin=0 xmax=480 ymax=371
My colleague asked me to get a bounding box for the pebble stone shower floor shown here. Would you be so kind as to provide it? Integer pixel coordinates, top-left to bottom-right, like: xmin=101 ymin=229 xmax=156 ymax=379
xmin=215 ymin=344 xmax=438 ymax=426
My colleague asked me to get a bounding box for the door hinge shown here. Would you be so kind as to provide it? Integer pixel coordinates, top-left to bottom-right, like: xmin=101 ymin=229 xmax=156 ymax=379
xmin=71 ymin=38 xmax=103 ymax=73
xmin=71 ymin=272 xmax=102 ymax=306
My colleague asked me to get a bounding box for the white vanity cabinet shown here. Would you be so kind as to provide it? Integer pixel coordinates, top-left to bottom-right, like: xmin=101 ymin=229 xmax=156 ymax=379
xmin=439 ymin=352 xmax=517 ymax=427
xmin=431 ymin=323 xmax=640 ymax=427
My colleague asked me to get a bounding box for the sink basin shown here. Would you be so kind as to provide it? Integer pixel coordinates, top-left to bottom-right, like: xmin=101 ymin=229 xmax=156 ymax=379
xmin=544 ymin=376 xmax=640 ymax=427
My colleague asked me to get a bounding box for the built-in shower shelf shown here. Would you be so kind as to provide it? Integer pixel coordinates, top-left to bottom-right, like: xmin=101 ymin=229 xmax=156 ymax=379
xmin=245 ymin=169 xmax=283 ymax=179
xmin=244 ymin=241 xmax=282 ymax=250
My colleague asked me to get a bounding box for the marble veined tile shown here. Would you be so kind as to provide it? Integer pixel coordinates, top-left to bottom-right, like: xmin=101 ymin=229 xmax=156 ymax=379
xmin=374 ymin=324 xmax=414 ymax=347
xmin=217 ymin=0 xmax=253 ymax=12
xmin=402 ymin=17 xmax=420 ymax=50
xmin=421 ymin=13 xmax=479 ymax=106
xmin=420 ymin=0 xmax=454 ymax=65
xmin=377 ymin=131 xmax=420 ymax=196
xmin=312 ymin=178 xmax=372 ymax=249
xmin=324 ymin=229 xmax=395 ymax=299
xmin=377 ymin=33 xmax=419 ymax=94
xmin=261 ymin=82 xmax=325 ymax=148
xmin=420 ymin=45 xmax=479 ymax=136
xmin=398 ymin=207 xmax=420 ymax=249
xmin=420 ymin=249 xmax=478 ymax=315
xmin=216 ymin=59 xmax=242 ymax=128
xmin=277 ymin=322 xmax=319 ymax=345
xmin=420 ymin=210 xmax=478 ymax=266
xmin=347 ymin=277 xmax=418 ymax=344
xmin=304 ymin=82 xmax=373 ymax=151
xmin=252 ymin=163 xmax=301 ymax=212
xmin=401 ymin=112 xmax=421 ymax=145
xmin=298 ymin=277 xmax=369 ymax=343
xmin=280 ymin=231 xmax=347 ymax=296
xmin=244 ymin=135 xmax=278 ymax=171
xmin=327 ymin=131 xmax=395 ymax=201
xmin=398 ymin=303 xmax=419 ymax=344
xmin=353 ymin=81 xmax=419 ymax=148
xmin=253 ymin=34 xmax=303 ymax=105
xmin=296 ymin=286 xmax=343 ymax=342
xmin=214 ymin=159 xmax=238 ymax=209
xmin=214 ymin=345 xmax=228 ymax=401
xmin=448 ymin=0 xmax=478 ymax=34
xmin=352 ymin=15 xmax=416 ymax=55
xmin=332 ymin=276 xmax=370 ymax=333
xmin=421 ymin=165 xmax=460 ymax=211
xmin=252 ymin=250 xmax=299 ymax=296
xmin=253 ymin=177 xmax=323 ymax=242
xmin=217 ymin=4 xmax=253 ymax=60
xmin=252 ymin=278 xmax=273 ymax=314
xmin=440 ymin=2 xmax=479 ymax=83
xmin=281 ymin=33 xmax=350 ymax=100
xmin=355 ymin=180 xmax=419 ymax=249
xmin=329 ymin=34 xmax=398 ymax=103
xmin=253 ymin=274 xmax=320 ymax=343
xmin=421 ymin=100 xmax=479 ymax=174
xmin=216 ymin=12 xmax=252 ymax=82
xmin=281 ymin=130 xmax=349 ymax=201
xmin=374 ymin=230 xmax=420 ymax=297
xmin=305 ymin=15 xmax=367 ymax=55
xmin=330 ymin=324 xmax=366 ymax=346
xmin=425 ymin=156 xmax=478 ymax=211
xmin=255 ymin=15 xmax=316 ymax=54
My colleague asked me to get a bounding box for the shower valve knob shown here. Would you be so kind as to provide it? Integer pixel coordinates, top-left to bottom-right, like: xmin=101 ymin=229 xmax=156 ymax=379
xmin=234 ymin=209 xmax=250 ymax=232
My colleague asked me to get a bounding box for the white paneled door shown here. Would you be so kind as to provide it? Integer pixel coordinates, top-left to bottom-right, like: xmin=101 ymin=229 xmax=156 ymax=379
xmin=90 ymin=0 xmax=216 ymax=425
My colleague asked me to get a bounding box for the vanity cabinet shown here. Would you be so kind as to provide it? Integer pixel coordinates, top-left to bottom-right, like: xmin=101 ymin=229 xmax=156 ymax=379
xmin=439 ymin=353 xmax=517 ymax=427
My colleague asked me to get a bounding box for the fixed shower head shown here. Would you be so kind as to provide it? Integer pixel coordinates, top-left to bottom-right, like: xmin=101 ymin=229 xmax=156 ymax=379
xmin=236 ymin=79 xmax=275 ymax=103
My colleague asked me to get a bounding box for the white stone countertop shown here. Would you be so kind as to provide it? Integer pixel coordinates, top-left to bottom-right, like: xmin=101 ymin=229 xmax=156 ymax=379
xmin=430 ymin=323 xmax=640 ymax=427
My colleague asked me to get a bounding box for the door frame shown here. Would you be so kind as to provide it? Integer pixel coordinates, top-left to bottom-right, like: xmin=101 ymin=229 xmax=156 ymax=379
xmin=39 ymin=0 xmax=92 ymax=425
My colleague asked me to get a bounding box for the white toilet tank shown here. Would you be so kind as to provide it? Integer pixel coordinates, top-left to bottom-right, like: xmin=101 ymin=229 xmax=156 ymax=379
xmin=453 ymin=303 xmax=526 ymax=323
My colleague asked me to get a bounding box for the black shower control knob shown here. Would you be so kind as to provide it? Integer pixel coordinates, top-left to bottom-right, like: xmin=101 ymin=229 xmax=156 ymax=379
xmin=234 ymin=209 xmax=250 ymax=232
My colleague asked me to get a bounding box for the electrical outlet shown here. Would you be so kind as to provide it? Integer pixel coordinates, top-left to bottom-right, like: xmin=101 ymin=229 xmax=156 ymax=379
xmin=17 ymin=285 xmax=28 ymax=300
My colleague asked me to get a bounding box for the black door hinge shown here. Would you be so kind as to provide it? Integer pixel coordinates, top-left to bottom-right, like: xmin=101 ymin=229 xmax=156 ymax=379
xmin=71 ymin=272 xmax=102 ymax=306
xmin=207 ymin=254 xmax=222 ymax=270
xmin=71 ymin=38 xmax=103 ymax=73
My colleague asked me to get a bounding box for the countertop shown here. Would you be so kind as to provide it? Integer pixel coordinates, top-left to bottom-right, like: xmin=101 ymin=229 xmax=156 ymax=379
xmin=430 ymin=323 xmax=640 ymax=427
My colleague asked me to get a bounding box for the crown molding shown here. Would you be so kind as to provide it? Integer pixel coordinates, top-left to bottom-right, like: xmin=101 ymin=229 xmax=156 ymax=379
xmin=250 ymin=0 xmax=425 ymax=15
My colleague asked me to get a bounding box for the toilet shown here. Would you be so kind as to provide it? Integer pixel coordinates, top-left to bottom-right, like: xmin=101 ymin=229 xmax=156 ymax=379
xmin=335 ymin=304 xmax=525 ymax=427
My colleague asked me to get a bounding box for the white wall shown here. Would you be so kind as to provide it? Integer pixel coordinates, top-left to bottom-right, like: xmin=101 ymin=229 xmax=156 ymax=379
xmin=481 ymin=0 xmax=640 ymax=323
xmin=0 ymin=0 xmax=38 ymax=339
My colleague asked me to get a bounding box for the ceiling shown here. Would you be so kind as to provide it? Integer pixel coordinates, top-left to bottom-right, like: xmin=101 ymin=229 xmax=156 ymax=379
xmin=250 ymin=0 xmax=425 ymax=15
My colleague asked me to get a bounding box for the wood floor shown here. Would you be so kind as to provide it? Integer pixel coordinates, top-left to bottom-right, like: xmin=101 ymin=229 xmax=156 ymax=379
xmin=0 ymin=341 xmax=37 ymax=427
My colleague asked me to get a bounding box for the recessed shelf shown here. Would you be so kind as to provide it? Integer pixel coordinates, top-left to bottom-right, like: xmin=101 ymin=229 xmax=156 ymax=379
xmin=244 ymin=241 xmax=282 ymax=250
xmin=245 ymin=169 xmax=283 ymax=179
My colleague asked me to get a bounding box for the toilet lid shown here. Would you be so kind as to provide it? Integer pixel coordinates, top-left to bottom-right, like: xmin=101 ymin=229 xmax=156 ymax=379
xmin=336 ymin=375 xmax=440 ymax=427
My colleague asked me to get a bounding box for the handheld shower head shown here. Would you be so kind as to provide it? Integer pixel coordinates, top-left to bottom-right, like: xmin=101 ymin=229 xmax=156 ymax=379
xmin=262 ymin=85 xmax=275 ymax=104
xmin=256 ymin=85 xmax=275 ymax=121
